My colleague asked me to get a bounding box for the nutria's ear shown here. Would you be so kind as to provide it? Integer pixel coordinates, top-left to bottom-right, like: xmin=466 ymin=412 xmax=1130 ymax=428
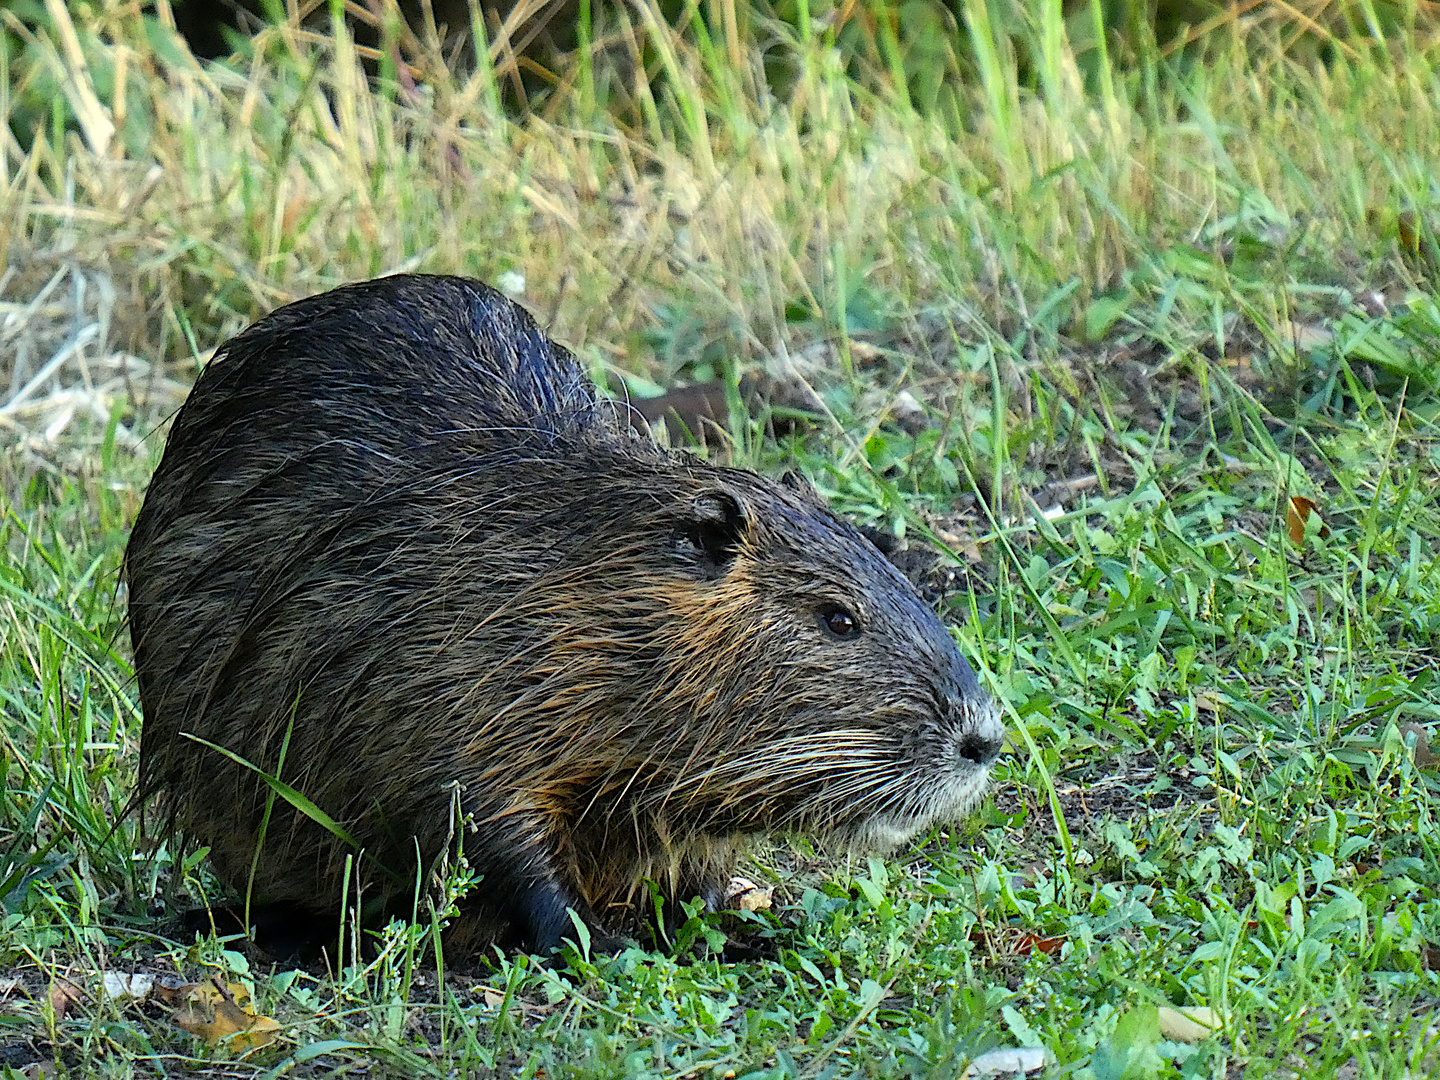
xmin=857 ymin=522 xmax=901 ymax=558
xmin=676 ymin=491 xmax=746 ymax=577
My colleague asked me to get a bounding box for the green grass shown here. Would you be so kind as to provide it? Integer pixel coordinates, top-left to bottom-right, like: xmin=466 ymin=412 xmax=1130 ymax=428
xmin=3 ymin=0 xmax=1440 ymax=1076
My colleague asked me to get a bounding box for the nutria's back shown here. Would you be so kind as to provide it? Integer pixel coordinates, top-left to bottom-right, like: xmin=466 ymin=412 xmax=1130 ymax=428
xmin=127 ymin=274 xmax=1003 ymax=955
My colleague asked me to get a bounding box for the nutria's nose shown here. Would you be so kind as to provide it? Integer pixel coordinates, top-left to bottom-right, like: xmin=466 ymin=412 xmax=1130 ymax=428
xmin=956 ymin=727 xmax=1003 ymax=766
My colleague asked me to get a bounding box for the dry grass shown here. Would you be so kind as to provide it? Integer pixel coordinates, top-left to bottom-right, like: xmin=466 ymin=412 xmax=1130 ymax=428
xmin=2 ymin=1 xmax=1436 ymax=468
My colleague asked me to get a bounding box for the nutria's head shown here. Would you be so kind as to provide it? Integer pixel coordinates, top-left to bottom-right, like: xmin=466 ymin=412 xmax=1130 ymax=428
xmin=478 ymin=443 xmax=1004 ymax=855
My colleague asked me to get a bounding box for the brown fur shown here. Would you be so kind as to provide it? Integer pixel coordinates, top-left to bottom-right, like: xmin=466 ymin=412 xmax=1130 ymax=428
xmin=125 ymin=274 xmax=1002 ymax=956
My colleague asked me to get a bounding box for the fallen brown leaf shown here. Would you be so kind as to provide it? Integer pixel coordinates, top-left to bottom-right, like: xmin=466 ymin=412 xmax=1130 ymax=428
xmin=160 ymin=976 xmax=280 ymax=1052
xmin=725 ymin=876 xmax=774 ymax=913
xmin=1401 ymin=723 xmax=1437 ymax=768
xmin=934 ymin=527 xmax=983 ymax=564
xmin=1286 ymin=495 xmax=1328 ymax=544
xmin=480 ymin=986 xmax=552 ymax=1017
xmin=47 ymin=978 xmax=82 ymax=1021
xmin=970 ymin=925 xmax=1064 ymax=958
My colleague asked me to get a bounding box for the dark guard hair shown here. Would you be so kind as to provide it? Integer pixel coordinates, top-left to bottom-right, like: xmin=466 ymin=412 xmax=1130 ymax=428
xmin=125 ymin=274 xmax=1003 ymax=956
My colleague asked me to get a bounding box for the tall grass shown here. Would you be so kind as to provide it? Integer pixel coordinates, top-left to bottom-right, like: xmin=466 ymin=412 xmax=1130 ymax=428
xmin=2 ymin=0 xmax=1434 ymax=378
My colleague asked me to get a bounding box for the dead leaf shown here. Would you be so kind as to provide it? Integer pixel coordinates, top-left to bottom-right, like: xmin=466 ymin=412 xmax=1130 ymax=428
xmin=481 ymin=986 xmax=552 ymax=1017
xmin=161 ymin=976 xmax=279 ymax=1051
xmin=1005 ymin=862 xmax=1050 ymax=892
xmin=725 ymin=876 xmax=774 ymax=913
xmin=970 ymin=925 xmax=1064 ymax=958
xmin=1401 ymin=724 xmax=1437 ymax=768
xmin=1158 ymin=1005 xmax=1221 ymax=1042
xmin=1286 ymin=495 xmax=1328 ymax=544
xmin=102 ymin=972 xmax=155 ymax=1002
xmin=960 ymin=1046 xmax=1047 ymax=1078
xmin=48 ymin=978 xmax=82 ymax=1021
xmin=1194 ymin=693 xmax=1224 ymax=715
xmin=22 ymin=1063 xmax=57 ymax=1080
xmin=934 ymin=527 xmax=984 ymax=564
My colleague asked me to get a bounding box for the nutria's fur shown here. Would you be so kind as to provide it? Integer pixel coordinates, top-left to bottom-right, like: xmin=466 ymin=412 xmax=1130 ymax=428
xmin=126 ymin=274 xmax=1003 ymax=956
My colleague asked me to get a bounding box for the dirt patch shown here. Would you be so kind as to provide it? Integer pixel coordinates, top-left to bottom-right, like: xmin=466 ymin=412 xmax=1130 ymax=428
xmin=992 ymin=750 xmax=1219 ymax=845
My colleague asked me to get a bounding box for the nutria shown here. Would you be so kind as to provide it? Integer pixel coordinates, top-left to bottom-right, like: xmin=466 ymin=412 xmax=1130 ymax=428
xmin=126 ymin=274 xmax=1003 ymax=957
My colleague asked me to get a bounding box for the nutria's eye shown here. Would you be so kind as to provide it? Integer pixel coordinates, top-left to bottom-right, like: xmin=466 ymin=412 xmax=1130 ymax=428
xmin=818 ymin=605 xmax=861 ymax=639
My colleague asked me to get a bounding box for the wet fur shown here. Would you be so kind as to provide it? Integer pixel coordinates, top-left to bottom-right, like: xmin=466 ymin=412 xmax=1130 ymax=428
xmin=126 ymin=274 xmax=1003 ymax=956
